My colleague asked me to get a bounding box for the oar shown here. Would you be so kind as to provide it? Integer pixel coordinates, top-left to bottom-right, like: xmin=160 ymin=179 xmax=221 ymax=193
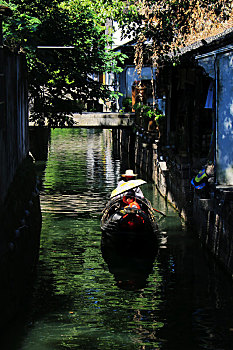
xmin=152 ymin=207 xmax=166 ymax=217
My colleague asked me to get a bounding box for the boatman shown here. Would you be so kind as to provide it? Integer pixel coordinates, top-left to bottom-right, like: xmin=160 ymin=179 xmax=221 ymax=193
xmin=117 ymin=169 xmax=144 ymax=199
xmin=122 ymin=190 xmax=141 ymax=209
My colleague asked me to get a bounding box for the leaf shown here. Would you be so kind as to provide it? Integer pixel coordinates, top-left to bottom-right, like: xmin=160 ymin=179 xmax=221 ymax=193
xmin=3 ymin=0 xmax=126 ymax=126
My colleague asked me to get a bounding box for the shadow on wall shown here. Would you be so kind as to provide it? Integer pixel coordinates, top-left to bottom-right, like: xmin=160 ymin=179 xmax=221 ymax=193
xmin=0 ymin=155 xmax=42 ymax=327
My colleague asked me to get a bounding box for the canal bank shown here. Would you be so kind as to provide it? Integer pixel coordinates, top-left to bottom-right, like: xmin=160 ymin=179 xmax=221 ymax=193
xmin=0 ymin=41 xmax=42 ymax=325
xmin=115 ymin=127 xmax=233 ymax=277
xmin=0 ymin=155 xmax=42 ymax=326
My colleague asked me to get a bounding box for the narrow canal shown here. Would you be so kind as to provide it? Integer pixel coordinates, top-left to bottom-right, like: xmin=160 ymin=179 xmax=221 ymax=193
xmin=1 ymin=128 xmax=233 ymax=350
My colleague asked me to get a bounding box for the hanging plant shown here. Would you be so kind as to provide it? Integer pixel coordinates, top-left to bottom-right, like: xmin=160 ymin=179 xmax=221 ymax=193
xmin=133 ymin=103 xmax=163 ymax=120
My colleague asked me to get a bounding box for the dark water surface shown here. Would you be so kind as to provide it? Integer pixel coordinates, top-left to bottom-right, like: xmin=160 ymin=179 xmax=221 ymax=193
xmin=1 ymin=129 xmax=233 ymax=350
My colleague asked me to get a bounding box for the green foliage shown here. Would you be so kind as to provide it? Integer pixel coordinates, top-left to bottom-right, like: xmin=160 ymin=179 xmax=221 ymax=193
xmin=133 ymin=103 xmax=164 ymax=125
xmin=116 ymin=0 xmax=233 ymax=68
xmin=122 ymin=97 xmax=132 ymax=112
xmin=109 ymin=90 xmax=123 ymax=100
xmin=2 ymin=0 xmax=126 ymax=126
xmin=104 ymin=51 xmax=128 ymax=74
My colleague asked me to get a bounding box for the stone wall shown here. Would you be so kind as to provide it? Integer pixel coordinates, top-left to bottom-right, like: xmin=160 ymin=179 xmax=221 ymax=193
xmin=119 ymin=126 xmax=233 ymax=277
xmin=0 ymin=156 xmax=42 ymax=325
xmin=0 ymin=47 xmax=42 ymax=325
xmin=152 ymin=141 xmax=233 ymax=276
xmin=29 ymin=126 xmax=51 ymax=161
xmin=193 ymin=188 xmax=233 ymax=276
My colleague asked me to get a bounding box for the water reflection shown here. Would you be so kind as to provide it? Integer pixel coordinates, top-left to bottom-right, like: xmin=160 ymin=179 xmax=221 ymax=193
xmin=0 ymin=128 xmax=233 ymax=350
xmin=101 ymin=234 xmax=158 ymax=291
xmin=33 ymin=128 xmax=165 ymax=350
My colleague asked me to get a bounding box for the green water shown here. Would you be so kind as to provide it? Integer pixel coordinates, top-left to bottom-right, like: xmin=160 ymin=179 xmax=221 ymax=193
xmin=1 ymin=128 xmax=233 ymax=350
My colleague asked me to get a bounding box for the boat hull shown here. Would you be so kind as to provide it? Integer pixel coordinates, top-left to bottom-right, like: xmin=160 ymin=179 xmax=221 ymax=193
xmin=101 ymin=204 xmax=158 ymax=240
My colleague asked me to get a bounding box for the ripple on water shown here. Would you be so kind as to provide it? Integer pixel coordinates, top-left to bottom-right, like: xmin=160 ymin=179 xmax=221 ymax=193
xmin=1 ymin=128 xmax=232 ymax=350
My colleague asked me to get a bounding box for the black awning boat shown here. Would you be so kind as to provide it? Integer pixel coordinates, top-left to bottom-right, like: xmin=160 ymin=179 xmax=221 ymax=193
xmin=101 ymin=195 xmax=159 ymax=240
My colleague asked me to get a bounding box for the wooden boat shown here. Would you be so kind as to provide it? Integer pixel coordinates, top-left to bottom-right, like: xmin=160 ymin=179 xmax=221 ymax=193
xmin=101 ymin=195 xmax=158 ymax=240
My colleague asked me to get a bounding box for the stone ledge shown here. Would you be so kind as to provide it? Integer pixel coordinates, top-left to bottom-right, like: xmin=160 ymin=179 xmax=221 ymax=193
xmin=216 ymin=185 xmax=233 ymax=201
xmin=29 ymin=112 xmax=136 ymax=128
xmin=198 ymin=198 xmax=215 ymax=211
xmin=72 ymin=112 xmax=135 ymax=127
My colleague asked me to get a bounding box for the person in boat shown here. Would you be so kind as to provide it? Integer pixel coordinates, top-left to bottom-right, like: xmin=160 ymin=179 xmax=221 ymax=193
xmin=117 ymin=169 xmax=144 ymax=199
xmin=123 ymin=190 xmax=141 ymax=209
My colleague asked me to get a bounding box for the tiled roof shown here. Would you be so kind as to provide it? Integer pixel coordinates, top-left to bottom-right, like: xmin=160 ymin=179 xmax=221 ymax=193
xmin=179 ymin=22 xmax=233 ymax=56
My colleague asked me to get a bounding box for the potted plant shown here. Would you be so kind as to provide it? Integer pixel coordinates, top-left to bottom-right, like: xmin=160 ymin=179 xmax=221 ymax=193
xmin=133 ymin=103 xmax=165 ymax=133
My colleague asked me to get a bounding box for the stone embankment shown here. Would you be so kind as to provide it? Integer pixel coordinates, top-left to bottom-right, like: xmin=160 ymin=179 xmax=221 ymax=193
xmin=0 ymin=45 xmax=42 ymax=325
xmin=117 ymin=127 xmax=233 ymax=277
xmin=0 ymin=156 xmax=42 ymax=325
xmin=29 ymin=112 xmax=135 ymax=128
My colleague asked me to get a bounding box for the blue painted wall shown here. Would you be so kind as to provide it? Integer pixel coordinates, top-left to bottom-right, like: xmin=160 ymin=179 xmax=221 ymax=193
xmin=125 ymin=66 xmax=155 ymax=98
xmin=197 ymin=46 xmax=233 ymax=185
xmin=216 ymin=50 xmax=233 ymax=185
